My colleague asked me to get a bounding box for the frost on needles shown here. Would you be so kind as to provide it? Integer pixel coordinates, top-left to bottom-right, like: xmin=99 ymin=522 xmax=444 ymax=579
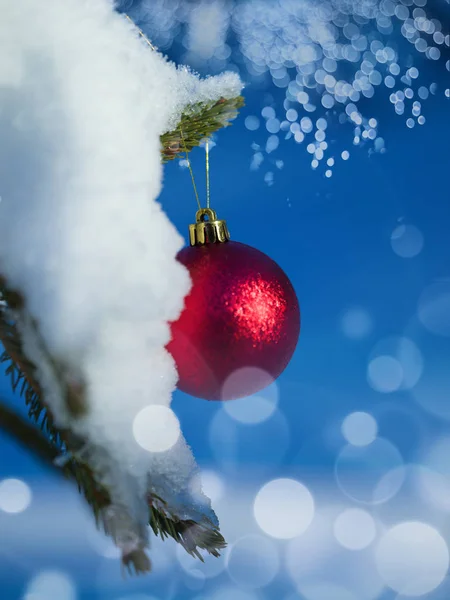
xmin=0 ymin=0 xmax=243 ymax=571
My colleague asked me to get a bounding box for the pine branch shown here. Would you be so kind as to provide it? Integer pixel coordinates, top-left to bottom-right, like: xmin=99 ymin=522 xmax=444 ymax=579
xmin=126 ymin=11 xmax=244 ymax=163
xmin=160 ymin=96 xmax=244 ymax=162
xmin=0 ymin=281 xmax=226 ymax=569
xmin=0 ymin=401 xmax=61 ymax=470
xmin=0 ymin=13 xmax=235 ymax=570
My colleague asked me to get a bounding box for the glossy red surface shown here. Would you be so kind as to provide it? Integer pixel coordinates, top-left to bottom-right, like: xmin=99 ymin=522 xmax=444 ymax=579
xmin=167 ymin=241 xmax=300 ymax=401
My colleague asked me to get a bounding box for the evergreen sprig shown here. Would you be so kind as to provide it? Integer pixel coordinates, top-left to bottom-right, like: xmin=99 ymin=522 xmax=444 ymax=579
xmin=0 ymin=283 xmax=226 ymax=569
xmin=160 ymin=96 xmax=244 ymax=161
xmin=127 ymin=11 xmax=244 ymax=163
xmin=0 ymin=86 xmax=243 ymax=571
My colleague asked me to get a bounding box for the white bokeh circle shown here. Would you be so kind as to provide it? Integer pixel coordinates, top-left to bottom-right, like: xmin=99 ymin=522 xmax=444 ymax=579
xmin=333 ymin=508 xmax=377 ymax=551
xmin=23 ymin=570 xmax=76 ymax=600
xmin=367 ymin=336 xmax=423 ymax=393
xmin=221 ymin=367 xmax=275 ymax=402
xmin=397 ymin=338 xmax=424 ymax=389
xmin=341 ymin=412 xmax=378 ymax=447
xmin=376 ymin=522 xmax=449 ymax=596
xmin=287 ymin=508 xmax=385 ymax=600
xmin=394 ymin=577 xmax=450 ymax=600
xmin=245 ymin=116 xmax=260 ymax=131
xmin=0 ymin=478 xmax=32 ymax=513
xmin=200 ymin=470 xmax=225 ymax=503
xmin=390 ymin=224 xmax=424 ymax=258
xmin=223 ymin=380 xmax=279 ymax=425
xmin=189 ymin=469 xmax=225 ymax=509
xmin=335 ymin=438 xmax=404 ymax=504
xmin=132 ymin=405 xmax=180 ymax=452
xmin=253 ymin=478 xmax=315 ymax=539
xmin=223 ymin=395 xmax=277 ymax=425
xmin=367 ymin=355 xmax=404 ymax=392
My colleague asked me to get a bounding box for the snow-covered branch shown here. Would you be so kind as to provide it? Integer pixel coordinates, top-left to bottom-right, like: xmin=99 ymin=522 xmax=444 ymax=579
xmin=0 ymin=0 xmax=242 ymax=568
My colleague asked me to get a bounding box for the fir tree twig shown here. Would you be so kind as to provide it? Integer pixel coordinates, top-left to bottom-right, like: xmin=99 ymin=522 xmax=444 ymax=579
xmin=0 ymin=20 xmax=238 ymax=560
xmin=160 ymin=96 xmax=244 ymax=162
xmin=124 ymin=11 xmax=244 ymax=162
xmin=0 ymin=401 xmax=61 ymax=470
xmin=0 ymin=280 xmax=226 ymax=569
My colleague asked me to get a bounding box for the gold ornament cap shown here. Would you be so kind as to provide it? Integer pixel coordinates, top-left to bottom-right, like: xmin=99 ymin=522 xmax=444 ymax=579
xmin=189 ymin=208 xmax=230 ymax=246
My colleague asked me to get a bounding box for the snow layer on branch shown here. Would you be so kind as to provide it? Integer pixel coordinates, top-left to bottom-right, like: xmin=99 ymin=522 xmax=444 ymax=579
xmin=0 ymin=0 xmax=241 ymax=535
xmin=166 ymin=68 xmax=244 ymax=130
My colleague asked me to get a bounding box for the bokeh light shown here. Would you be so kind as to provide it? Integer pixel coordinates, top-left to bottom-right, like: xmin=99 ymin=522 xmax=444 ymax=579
xmin=132 ymin=405 xmax=180 ymax=452
xmin=0 ymin=478 xmax=32 ymax=513
xmin=391 ymin=224 xmax=424 ymax=258
xmin=368 ymin=336 xmax=423 ymax=392
xmin=333 ymin=508 xmax=377 ymax=551
xmin=367 ymin=355 xmax=404 ymax=392
xmin=199 ymin=470 xmax=225 ymax=503
xmin=335 ymin=438 xmax=404 ymax=504
xmin=287 ymin=508 xmax=385 ymax=600
xmin=23 ymin=570 xmax=77 ymax=600
xmin=221 ymin=367 xmax=275 ymax=402
xmin=341 ymin=412 xmax=378 ymax=446
xmin=245 ymin=116 xmax=260 ymax=131
xmin=127 ymin=0 xmax=449 ymax=178
xmin=253 ymin=478 xmax=314 ymax=539
xmin=223 ymin=380 xmax=279 ymax=425
xmin=375 ymin=522 xmax=449 ymax=596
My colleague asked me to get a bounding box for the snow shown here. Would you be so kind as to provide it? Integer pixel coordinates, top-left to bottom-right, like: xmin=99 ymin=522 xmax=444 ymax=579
xmin=0 ymin=0 xmax=242 ymax=552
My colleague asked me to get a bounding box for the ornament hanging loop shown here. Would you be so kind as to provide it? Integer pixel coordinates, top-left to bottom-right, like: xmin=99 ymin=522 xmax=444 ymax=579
xmin=189 ymin=208 xmax=230 ymax=246
xmin=196 ymin=208 xmax=217 ymax=222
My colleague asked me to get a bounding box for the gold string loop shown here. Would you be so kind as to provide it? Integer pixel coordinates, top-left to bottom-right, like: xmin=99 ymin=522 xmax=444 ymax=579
xmin=179 ymin=127 xmax=201 ymax=211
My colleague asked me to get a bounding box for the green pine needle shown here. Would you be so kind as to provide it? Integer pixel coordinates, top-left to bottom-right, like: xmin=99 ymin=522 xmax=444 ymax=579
xmin=160 ymin=96 xmax=244 ymax=162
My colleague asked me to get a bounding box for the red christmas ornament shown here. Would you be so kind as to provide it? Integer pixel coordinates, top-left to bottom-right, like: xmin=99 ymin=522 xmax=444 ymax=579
xmin=167 ymin=208 xmax=300 ymax=401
